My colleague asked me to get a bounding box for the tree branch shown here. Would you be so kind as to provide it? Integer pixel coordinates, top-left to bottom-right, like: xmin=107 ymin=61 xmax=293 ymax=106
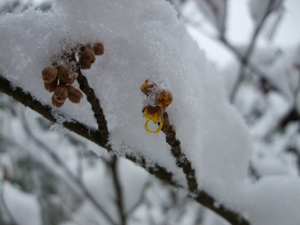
xmin=0 ymin=74 xmax=250 ymax=225
xmin=0 ymin=75 xmax=106 ymax=148
xmin=162 ymin=112 xmax=198 ymax=193
xmin=76 ymin=67 xmax=110 ymax=146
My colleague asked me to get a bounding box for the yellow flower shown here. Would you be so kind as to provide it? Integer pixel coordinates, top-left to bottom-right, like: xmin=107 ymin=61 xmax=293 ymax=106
xmin=156 ymin=90 xmax=173 ymax=109
xmin=140 ymin=79 xmax=155 ymax=96
xmin=142 ymin=105 xmax=164 ymax=133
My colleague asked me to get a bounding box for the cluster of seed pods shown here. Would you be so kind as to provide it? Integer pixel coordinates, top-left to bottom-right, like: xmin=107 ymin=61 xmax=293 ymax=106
xmin=41 ymin=42 xmax=104 ymax=108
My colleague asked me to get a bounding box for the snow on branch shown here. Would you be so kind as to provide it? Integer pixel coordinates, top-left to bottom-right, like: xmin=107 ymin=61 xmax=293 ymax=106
xmin=3 ymin=1 xmax=298 ymax=225
xmin=0 ymin=73 xmax=250 ymax=225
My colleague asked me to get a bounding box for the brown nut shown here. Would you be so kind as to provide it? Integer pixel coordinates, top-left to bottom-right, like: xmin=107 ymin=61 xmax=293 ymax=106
xmin=42 ymin=66 xmax=58 ymax=83
xmin=51 ymin=95 xmax=64 ymax=108
xmin=53 ymin=84 xmax=68 ymax=103
xmin=79 ymin=47 xmax=96 ymax=69
xmin=57 ymin=67 xmax=76 ymax=84
xmin=93 ymin=42 xmax=104 ymax=55
xmin=44 ymin=78 xmax=58 ymax=92
xmin=67 ymin=85 xmax=83 ymax=103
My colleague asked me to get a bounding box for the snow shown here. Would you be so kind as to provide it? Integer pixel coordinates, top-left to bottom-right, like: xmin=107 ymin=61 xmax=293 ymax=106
xmin=3 ymin=182 xmax=41 ymax=225
xmin=0 ymin=0 xmax=299 ymax=225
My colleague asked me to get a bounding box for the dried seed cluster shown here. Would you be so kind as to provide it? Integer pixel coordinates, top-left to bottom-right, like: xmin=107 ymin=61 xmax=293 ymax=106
xmin=41 ymin=42 xmax=104 ymax=108
xmin=141 ymin=80 xmax=173 ymax=133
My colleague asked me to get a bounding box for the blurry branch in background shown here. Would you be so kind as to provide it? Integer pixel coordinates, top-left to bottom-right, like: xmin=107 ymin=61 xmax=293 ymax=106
xmin=18 ymin=110 xmax=117 ymax=225
xmin=229 ymin=0 xmax=284 ymax=102
xmin=126 ymin=181 xmax=151 ymax=216
xmin=109 ymin=156 xmax=127 ymax=225
xmin=0 ymin=73 xmax=250 ymax=225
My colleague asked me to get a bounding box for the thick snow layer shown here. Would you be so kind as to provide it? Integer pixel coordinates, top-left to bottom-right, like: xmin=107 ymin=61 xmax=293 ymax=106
xmin=0 ymin=1 xmax=299 ymax=224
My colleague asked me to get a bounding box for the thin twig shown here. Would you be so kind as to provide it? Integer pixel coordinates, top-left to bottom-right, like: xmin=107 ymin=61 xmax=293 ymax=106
xmin=76 ymin=67 xmax=110 ymax=146
xmin=161 ymin=112 xmax=198 ymax=193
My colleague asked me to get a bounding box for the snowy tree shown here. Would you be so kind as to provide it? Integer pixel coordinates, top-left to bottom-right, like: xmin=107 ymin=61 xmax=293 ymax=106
xmin=0 ymin=0 xmax=299 ymax=225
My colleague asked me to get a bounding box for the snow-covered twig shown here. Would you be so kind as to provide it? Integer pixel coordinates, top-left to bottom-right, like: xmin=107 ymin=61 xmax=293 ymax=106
xmin=0 ymin=74 xmax=250 ymax=225
xmin=162 ymin=112 xmax=198 ymax=192
xmin=76 ymin=67 xmax=110 ymax=146
xmin=0 ymin=74 xmax=104 ymax=147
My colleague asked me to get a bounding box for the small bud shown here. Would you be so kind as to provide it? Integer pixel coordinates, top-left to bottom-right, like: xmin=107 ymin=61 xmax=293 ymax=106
xmin=156 ymin=90 xmax=173 ymax=109
xmin=42 ymin=66 xmax=58 ymax=83
xmin=53 ymin=84 xmax=68 ymax=103
xmin=51 ymin=95 xmax=64 ymax=108
xmin=44 ymin=78 xmax=58 ymax=92
xmin=57 ymin=67 xmax=76 ymax=84
xmin=67 ymin=85 xmax=83 ymax=103
xmin=93 ymin=42 xmax=104 ymax=55
xmin=80 ymin=47 xmax=96 ymax=69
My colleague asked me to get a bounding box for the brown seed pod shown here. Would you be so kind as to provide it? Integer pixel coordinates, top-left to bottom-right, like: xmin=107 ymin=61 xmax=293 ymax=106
xmin=53 ymin=84 xmax=68 ymax=103
xmin=79 ymin=47 xmax=96 ymax=69
xmin=67 ymin=85 xmax=83 ymax=103
xmin=57 ymin=67 xmax=76 ymax=84
xmin=93 ymin=42 xmax=104 ymax=55
xmin=79 ymin=60 xmax=92 ymax=70
xmin=42 ymin=66 xmax=58 ymax=83
xmin=44 ymin=78 xmax=58 ymax=92
xmin=51 ymin=95 xmax=64 ymax=108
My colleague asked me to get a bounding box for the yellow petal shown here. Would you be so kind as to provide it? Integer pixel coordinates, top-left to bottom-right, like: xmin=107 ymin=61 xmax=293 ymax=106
xmin=144 ymin=120 xmax=163 ymax=133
